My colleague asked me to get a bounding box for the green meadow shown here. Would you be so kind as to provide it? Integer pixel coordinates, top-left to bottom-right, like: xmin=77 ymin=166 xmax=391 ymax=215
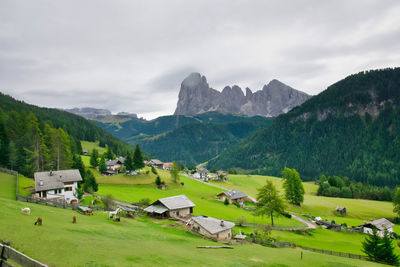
xmin=0 ymin=172 xmax=382 ymax=267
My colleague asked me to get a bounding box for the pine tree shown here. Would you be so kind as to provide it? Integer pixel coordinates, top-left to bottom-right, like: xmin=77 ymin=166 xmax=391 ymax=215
xmin=393 ymin=187 xmax=400 ymax=216
xmin=125 ymin=151 xmax=134 ymax=172
xmin=84 ymin=170 xmax=98 ymax=193
xmin=0 ymin=109 xmax=10 ymax=167
xmin=282 ymin=168 xmax=304 ymax=206
xmin=133 ymin=144 xmax=144 ymax=170
xmin=98 ymin=155 xmax=107 ymax=173
xmin=362 ymin=229 xmax=382 ymax=262
xmin=255 ymin=180 xmax=285 ymax=226
xmin=378 ymin=230 xmax=399 ymax=265
xmin=170 ymin=161 xmax=180 ymax=184
xmin=155 ymin=175 xmax=161 ymax=186
xmin=105 ymin=148 xmax=114 ymax=160
xmin=8 ymin=141 xmax=18 ymax=171
xmin=90 ymin=149 xmax=99 ymax=168
xmin=72 ymin=154 xmax=86 ymax=183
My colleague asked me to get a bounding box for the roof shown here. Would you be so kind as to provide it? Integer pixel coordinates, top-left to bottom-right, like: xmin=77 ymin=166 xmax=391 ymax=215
xmin=218 ymin=189 xmax=247 ymax=200
xmin=106 ymin=157 xmax=125 ymax=166
xmin=197 ymin=168 xmax=208 ymax=173
xmin=157 ymin=195 xmax=195 ymax=210
xmin=369 ymin=218 xmax=394 ymax=230
xmin=150 ymin=159 xmax=164 ymax=165
xmin=144 ymin=204 xmax=169 ymax=214
xmin=34 ymin=170 xmax=82 ymax=192
xmin=192 ymin=216 xmax=235 ymax=234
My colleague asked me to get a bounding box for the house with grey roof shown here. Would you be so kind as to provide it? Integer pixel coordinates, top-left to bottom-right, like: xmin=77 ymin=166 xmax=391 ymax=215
xmin=144 ymin=195 xmax=195 ymax=218
xmin=190 ymin=216 xmax=235 ymax=241
xmin=362 ymin=218 xmax=394 ymax=237
xmin=105 ymin=157 xmax=125 ymax=174
xmin=34 ymin=169 xmax=82 ymax=203
xmin=217 ymin=189 xmax=250 ymax=204
xmin=148 ymin=159 xmax=164 ymax=169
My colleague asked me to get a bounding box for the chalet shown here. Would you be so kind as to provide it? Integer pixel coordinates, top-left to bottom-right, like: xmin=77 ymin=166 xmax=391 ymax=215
xmin=34 ymin=169 xmax=82 ymax=203
xmin=106 ymin=157 xmax=125 ymax=174
xmin=163 ymin=162 xmax=173 ymax=170
xmin=336 ymin=206 xmax=346 ymax=216
xmin=148 ymin=159 xmax=164 ymax=169
xmin=144 ymin=195 xmax=195 ymax=218
xmin=216 ymin=170 xmax=228 ymax=180
xmin=217 ymin=189 xmax=249 ymax=204
xmin=190 ymin=216 xmax=235 ymax=241
xmin=197 ymin=168 xmax=209 ymax=180
xmin=362 ymin=218 xmax=394 ymax=237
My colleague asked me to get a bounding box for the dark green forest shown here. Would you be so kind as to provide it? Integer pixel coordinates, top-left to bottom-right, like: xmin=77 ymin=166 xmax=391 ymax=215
xmin=208 ymin=68 xmax=400 ymax=187
xmin=96 ymin=111 xmax=273 ymax=166
xmin=0 ymin=93 xmax=135 ymax=177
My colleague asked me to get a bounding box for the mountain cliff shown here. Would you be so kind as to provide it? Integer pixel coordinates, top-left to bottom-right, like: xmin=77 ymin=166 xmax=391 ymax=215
xmin=207 ymin=68 xmax=400 ymax=187
xmin=174 ymin=73 xmax=311 ymax=117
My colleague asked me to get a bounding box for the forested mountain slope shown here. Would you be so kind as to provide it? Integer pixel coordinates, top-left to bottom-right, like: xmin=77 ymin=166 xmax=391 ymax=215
xmin=208 ymin=68 xmax=400 ymax=187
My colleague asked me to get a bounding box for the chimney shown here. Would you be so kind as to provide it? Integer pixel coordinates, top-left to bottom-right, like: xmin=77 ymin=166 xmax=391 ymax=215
xmin=220 ymin=220 xmax=225 ymax=227
xmin=39 ymin=180 xmax=44 ymax=186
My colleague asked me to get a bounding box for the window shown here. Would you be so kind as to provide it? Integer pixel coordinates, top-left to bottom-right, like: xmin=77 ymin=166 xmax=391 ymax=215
xmin=65 ymin=187 xmax=72 ymax=192
xmin=43 ymin=191 xmax=47 ymax=198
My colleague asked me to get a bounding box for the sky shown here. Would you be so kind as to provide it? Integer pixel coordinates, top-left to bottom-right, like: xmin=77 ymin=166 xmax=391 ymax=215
xmin=1 ymin=0 xmax=400 ymax=119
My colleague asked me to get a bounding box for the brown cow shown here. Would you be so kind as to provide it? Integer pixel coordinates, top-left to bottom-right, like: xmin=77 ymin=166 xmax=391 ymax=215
xmin=34 ymin=217 xmax=42 ymax=226
xmin=73 ymin=216 xmax=77 ymax=224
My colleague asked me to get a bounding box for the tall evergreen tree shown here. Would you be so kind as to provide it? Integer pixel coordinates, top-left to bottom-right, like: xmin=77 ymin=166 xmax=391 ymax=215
xmin=98 ymin=154 xmax=107 ymax=173
xmin=90 ymin=149 xmax=99 ymax=168
xmin=0 ymin=109 xmax=10 ymax=167
xmin=8 ymin=141 xmax=18 ymax=171
xmin=105 ymin=147 xmax=114 ymax=160
xmin=133 ymin=144 xmax=144 ymax=170
xmin=72 ymin=154 xmax=86 ymax=182
xmin=124 ymin=151 xmax=133 ymax=172
xmin=393 ymin=187 xmax=400 ymax=216
xmin=362 ymin=229 xmax=382 ymax=262
xmin=255 ymin=180 xmax=285 ymax=226
xmin=282 ymin=168 xmax=305 ymax=206
xmin=84 ymin=170 xmax=98 ymax=193
xmin=379 ymin=230 xmax=399 ymax=265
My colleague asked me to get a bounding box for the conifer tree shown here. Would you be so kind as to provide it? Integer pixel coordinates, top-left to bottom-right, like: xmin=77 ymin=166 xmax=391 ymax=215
xmin=362 ymin=229 xmax=382 ymax=262
xmin=90 ymin=149 xmax=99 ymax=168
xmin=125 ymin=151 xmax=134 ymax=172
xmin=282 ymin=168 xmax=304 ymax=206
xmin=72 ymin=154 xmax=86 ymax=182
xmin=133 ymin=144 xmax=144 ymax=170
xmin=0 ymin=110 xmax=10 ymax=167
xmin=98 ymin=154 xmax=107 ymax=173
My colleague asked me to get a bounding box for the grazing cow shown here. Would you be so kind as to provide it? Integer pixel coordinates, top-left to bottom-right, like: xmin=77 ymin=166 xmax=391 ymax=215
xmin=73 ymin=216 xmax=77 ymax=224
xmin=34 ymin=217 xmax=42 ymax=226
xmin=21 ymin=207 xmax=31 ymax=215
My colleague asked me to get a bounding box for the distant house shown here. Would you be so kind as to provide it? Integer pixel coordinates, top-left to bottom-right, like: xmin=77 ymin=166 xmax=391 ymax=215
xmin=144 ymin=195 xmax=195 ymax=218
xmin=197 ymin=168 xmax=209 ymax=181
xmin=82 ymin=149 xmax=88 ymax=155
xmin=34 ymin=169 xmax=83 ymax=203
xmin=106 ymin=157 xmax=125 ymax=174
xmin=148 ymin=159 xmax=164 ymax=169
xmin=163 ymin=162 xmax=173 ymax=170
xmin=216 ymin=170 xmax=228 ymax=180
xmin=336 ymin=206 xmax=346 ymax=216
xmin=190 ymin=216 xmax=235 ymax=241
xmin=362 ymin=218 xmax=394 ymax=237
xmin=217 ymin=189 xmax=249 ymax=204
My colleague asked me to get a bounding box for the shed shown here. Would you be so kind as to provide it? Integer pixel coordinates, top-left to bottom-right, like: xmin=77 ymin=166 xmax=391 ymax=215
xmin=144 ymin=195 xmax=195 ymax=218
xmin=190 ymin=216 xmax=235 ymax=241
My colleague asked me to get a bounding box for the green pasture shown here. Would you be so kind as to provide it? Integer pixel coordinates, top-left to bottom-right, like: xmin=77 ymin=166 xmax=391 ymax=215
xmin=81 ymin=140 xmax=107 ymax=154
xmin=0 ymin=172 xmax=381 ymax=266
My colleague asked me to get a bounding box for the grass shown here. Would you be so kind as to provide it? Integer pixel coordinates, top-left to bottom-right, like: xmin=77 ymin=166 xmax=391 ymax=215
xmin=81 ymin=140 xmax=107 ymax=154
xmin=211 ymin=174 xmax=396 ymax=221
xmin=17 ymin=174 xmax=35 ymax=196
xmin=0 ymin=172 xmax=383 ymax=266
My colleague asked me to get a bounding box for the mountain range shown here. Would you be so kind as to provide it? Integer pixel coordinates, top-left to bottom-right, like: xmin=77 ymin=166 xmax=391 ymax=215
xmin=174 ymin=72 xmax=311 ymax=117
xmin=207 ymin=68 xmax=400 ymax=187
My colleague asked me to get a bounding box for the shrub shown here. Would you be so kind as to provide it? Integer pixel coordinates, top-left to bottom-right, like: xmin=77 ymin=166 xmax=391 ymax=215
xmin=233 ymin=202 xmax=240 ymax=208
xmin=224 ymin=198 xmax=229 ymax=205
xmin=101 ymin=195 xmax=115 ymax=211
xmin=139 ymin=198 xmax=151 ymax=206
xmin=237 ymin=216 xmax=247 ymax=226
xmin=180 ymin=182 xmax=184 ymax=186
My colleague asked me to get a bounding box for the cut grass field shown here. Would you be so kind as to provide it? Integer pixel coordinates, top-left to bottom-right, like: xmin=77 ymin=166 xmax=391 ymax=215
xmin=0 ymin=172 xmax=381 ymax=267
xmin=81 ymin=140 xmax=107 ymax=154
xmin=211 ymin=174 xmax=397 ymax=221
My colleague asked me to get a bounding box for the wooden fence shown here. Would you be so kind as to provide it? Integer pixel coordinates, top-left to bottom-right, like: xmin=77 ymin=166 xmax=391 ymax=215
xmin=0 ymin=243 xmax=47 ymax=267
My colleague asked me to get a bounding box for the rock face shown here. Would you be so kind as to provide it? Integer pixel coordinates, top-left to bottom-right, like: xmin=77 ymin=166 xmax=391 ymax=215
xmin=64 ymin=107 xmax=112 ymax=119
xmin=174 ymin=73 xmax=311 ymax=117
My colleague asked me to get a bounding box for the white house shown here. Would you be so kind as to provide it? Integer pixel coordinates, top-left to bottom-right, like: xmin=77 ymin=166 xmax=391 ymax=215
xmin=362 ymin=218 xmax=394 ymax=237
xmin=105 ymin=157 xmax=125 ymax=174
xmin=190 ymin=216 xmax=235 ymax=241
xmin=34 ymin=169 xmax=82 ymax=203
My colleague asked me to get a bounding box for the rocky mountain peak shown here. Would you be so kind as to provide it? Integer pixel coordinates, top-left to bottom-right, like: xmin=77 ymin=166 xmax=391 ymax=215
xmin=174 ymin=73 xmax=312 ymax=117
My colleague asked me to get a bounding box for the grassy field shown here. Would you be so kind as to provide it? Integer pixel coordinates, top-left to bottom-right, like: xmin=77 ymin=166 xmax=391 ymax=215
xmin=211 ymin=174 xmax=396 ymax=220
xmin=81 ymin=140 xmax=107 ymax=154
xmin=0 ymin=172 xmax=382 ymax=267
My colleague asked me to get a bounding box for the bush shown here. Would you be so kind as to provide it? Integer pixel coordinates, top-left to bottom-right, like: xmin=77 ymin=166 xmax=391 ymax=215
xmin=224 ymin=198 xmax=229 ymax=205
xmin=101 ymin=195 xmax=115 ymax=211
xmin=139 ymin=198 xmax=151 ymax=206
xmin=155 ymin=176 xmax=161 ymax=186
xmin=237 ymin=216 xmax=247 ymax=226
xmin=233 ymin=202 xmax=240 ymax=208
xmin=280 ymin=211 xmax=292 ymax=218
xmin=151 ymin=166 xmax=157 ymax=174
xmin=180 ymin=182 xmax=184 ymax=186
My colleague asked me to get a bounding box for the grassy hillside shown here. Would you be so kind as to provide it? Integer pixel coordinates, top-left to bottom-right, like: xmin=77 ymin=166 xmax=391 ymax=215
xmin=208 ymin=68 xmax=400 ymax=186
xmin=0 ymin=172 xmax=381 ymax=266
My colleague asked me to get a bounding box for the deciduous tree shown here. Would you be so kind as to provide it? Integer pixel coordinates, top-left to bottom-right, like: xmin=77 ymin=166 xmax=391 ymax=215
xmin=255 ymin=180 xmax=285 ymax=226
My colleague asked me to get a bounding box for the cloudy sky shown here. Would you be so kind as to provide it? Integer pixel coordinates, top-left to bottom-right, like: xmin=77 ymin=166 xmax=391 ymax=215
xmin=1 ymin=0 xmax=400 ymax=119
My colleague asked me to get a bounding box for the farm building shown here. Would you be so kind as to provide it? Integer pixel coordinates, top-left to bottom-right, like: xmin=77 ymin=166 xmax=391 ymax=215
xmin=148 ymin=159 xmax=164 ymax=169
xmin=144 ymin=195 xmax=195 ymax=218
xmin=361 ymin=218 xmax=394 ymax=237
xmin=34 ymin=169 xmax=82 ymax=203
xmin=336 ymin=206 xmax=346 ymax=216
xmin=196 ymin=168 xmax=209 ymax=181
xmin=106 ymin=157 xmax=125 ymax=174
xmin=163 ymin=162 xmax=173 ymax=170
xmin=190 ymin=216 xmax=235 ymax=241
xmin=217 ymin=189 xmax=249 ymax=204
